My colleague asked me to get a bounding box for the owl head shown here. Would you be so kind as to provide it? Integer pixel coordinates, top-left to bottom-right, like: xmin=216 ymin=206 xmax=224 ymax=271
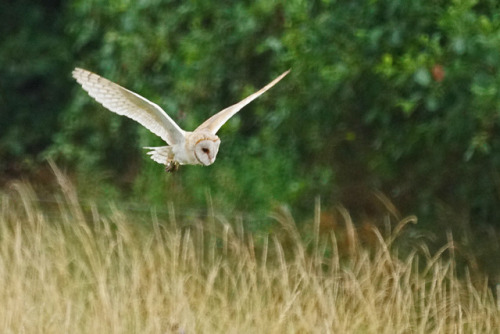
xmin=194 ymin=136 xmax=221 ymax=166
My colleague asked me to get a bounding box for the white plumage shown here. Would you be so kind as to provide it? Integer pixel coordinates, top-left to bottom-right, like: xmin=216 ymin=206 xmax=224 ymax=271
xmin=72 ymin=67 xmax=289 ymax=172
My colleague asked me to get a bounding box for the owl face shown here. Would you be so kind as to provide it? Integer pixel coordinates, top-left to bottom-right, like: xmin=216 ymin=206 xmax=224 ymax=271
xmin=194 ymin=137 xmax=221 ymax=166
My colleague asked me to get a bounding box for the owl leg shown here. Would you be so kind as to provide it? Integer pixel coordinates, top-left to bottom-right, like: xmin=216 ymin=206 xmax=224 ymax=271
xmin=165 ymin=160 xmax=180 ymax=173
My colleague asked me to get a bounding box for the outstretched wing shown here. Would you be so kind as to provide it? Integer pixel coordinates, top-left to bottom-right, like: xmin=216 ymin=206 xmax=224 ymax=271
xmin=195 ymin=70 xmax=290 ymax=134
xmin=72 ymin=68 xmax=185 ymax=145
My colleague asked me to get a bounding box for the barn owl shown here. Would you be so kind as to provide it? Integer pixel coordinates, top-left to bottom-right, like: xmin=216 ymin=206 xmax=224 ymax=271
xmin=72 ymin=68 xmax=289 ymax=172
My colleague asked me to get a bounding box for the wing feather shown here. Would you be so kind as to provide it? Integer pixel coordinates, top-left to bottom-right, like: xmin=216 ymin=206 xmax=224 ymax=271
xmin=195 ymin=70 xmax=290 ymax=134
xmin=72 ymin=68 xmax=185 ymax=145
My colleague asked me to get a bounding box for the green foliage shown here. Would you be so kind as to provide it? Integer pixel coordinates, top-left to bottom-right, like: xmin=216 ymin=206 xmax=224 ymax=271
xmin=0 ymin=0 xmax=72 ymax=177
xmin=2 ymin=0 xmax=500 ymax=234
xmin=277 ymin=0 xmax=500 ymax=226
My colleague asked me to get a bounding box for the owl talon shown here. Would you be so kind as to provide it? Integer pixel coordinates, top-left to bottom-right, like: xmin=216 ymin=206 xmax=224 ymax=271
xmin=165 ymin=161 xmax=180 ymax=173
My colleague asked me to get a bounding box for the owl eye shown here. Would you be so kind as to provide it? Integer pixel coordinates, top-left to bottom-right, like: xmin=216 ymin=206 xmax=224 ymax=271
xmin=202 ymin=148 xmax=210 ymax=154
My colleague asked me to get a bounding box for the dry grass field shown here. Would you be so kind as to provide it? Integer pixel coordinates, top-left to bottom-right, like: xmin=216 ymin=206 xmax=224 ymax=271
xmin=0 ymin=170 xmax=499 ymax=333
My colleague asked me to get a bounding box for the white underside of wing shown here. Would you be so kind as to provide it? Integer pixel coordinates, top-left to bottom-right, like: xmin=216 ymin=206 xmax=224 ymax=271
xmin=195 ymin=69 xmax=290 ymax=134
xmin=73 ymin=68 xmax=186 ymax=146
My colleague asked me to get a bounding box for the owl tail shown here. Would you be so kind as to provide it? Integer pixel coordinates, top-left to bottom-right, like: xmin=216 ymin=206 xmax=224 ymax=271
xmin=143 ymin=146 xmax=172 ymax=165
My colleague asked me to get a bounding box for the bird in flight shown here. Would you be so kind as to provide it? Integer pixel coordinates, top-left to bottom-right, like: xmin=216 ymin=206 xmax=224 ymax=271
xmin=72 ymin=68 xmax=289 ymax=172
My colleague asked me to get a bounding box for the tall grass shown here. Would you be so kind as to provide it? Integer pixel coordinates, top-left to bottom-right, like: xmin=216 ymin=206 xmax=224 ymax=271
xmin=0 ymin=171 xmax=499 ymax=333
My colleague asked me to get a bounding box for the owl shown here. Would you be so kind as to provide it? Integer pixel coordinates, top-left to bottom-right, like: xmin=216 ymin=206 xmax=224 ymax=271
xmin=72 ymin=68 xmax=289 ymax=172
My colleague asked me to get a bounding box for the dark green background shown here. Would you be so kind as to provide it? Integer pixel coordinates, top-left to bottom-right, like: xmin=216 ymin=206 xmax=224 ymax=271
xmin=1 ymin=0 xmax=500 ymax=275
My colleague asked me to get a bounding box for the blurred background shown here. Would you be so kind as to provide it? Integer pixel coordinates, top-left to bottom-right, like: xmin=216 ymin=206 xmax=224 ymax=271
xmin=1 ymin=1 xmax=499 ymax=278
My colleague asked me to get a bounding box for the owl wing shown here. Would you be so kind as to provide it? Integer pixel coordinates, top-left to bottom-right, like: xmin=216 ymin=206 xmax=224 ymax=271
xmin=195 ymin=69 xmax=290 ymax=134
xmin=72 ymin=68 xmax=186 ymax=146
